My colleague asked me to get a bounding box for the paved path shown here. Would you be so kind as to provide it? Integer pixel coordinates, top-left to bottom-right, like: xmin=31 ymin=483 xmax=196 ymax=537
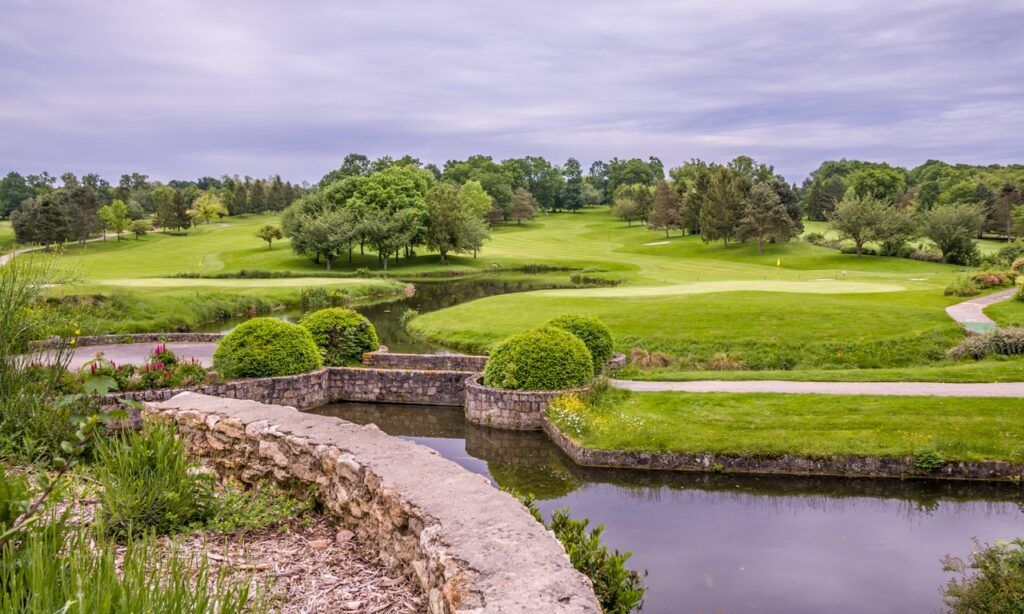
xmin=0 ymin=233 xmax=118 ymax=267
xmin=66 ymin=342 xmax=217 ymax=370
xmin=945 ymin=288 xmax=1017 ymax=334
xmin=611 ymin=378 xmax=1024 ymax=397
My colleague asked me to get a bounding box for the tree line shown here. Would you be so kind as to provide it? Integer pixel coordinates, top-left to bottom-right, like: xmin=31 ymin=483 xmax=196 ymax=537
xmin=0 ymin=171 xmax=306 ymax=246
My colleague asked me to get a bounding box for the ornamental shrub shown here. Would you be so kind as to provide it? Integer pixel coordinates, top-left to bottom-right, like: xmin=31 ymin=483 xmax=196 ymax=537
xmin=545 ymin=313 xmax=614 ymax=372
xmin=483 ymin=327 xmax=594 ymax=391
xmin=942 ymin=539 xmax=1024 ymax=613
xmin=212 ymin=318 xmax=322 ymax=378
xmin=299 ymin=307 xmax=379 ymax=366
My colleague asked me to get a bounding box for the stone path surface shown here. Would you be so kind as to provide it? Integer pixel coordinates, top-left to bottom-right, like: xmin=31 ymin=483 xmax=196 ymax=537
xmin=610 ymin=378 xmax=1024 ymax=397
xmin=945 ymin=287 xmax=1017 ymax=334
xmin=67 ymin=342 xmax=217 ymax=369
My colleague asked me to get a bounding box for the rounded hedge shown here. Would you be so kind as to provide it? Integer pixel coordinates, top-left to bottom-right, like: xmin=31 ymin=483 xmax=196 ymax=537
xmin=212 ymin=318 xmax=323 ymax=379
xmin=545 ymin=313 xmax=614 ymax=372
xmin=299 ymin=308 xmax=379 ymax=366
xmin=483 ymin=327 xmax=594 ymax=391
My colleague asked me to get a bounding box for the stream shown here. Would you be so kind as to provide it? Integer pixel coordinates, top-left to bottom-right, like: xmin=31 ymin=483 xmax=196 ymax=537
xmin=308 ymin=402 xmax=1024 ymax=614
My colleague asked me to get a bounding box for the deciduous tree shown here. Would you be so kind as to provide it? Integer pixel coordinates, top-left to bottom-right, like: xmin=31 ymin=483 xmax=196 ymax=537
xmin=256 ymin=224 xmax=284 ymax=250
xmin=923 ymin=204 xmax=984 ymax=265
xmin=98 ymin=199 xmax=130 ymax=240
xmin=736 ymin=182 xmax=795 ymax=253
xmin=648 ymin=183 xmax=682 ymax=238
xmin=828 ymin=194 xmax=884 ymax=257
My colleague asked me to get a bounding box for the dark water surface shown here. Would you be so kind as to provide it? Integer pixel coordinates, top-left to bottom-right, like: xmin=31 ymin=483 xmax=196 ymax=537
xmin=201 ymin=273 xmax=573 ymax=353
xmin=308 ymin=402 xmax=1024 ymax=614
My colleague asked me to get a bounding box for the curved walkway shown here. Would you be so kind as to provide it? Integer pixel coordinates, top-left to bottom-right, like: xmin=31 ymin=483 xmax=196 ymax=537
xmin=611 ymin=378 xmax=1024 ymax=397
xmin=66 ymin=342 xmax=217 ymax=369
xmin=945 ymin=287 xmax=1017 ymax=334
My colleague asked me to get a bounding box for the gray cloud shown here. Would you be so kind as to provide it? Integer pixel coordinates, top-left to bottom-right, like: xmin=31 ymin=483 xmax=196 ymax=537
xmin=1 ymin=0 xmax=1022 ymax=182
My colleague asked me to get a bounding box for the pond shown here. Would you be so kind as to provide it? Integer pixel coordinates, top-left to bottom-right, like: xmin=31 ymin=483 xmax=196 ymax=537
xmin=308 ymin=402 xmax=1024 ymax=614
xmin=200 ymin=273 xmax=576 ymax=353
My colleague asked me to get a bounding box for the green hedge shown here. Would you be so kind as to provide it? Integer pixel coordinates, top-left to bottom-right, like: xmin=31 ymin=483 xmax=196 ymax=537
xmin=545 ymin=313 xmax=613 ymax=372
xmin=212 ymin=318 xmax=322 ymax=378
xmin=483 ymin=327 xmax=594 ymax=391
xmin=299 ymin=308 xmax=379 ymax=366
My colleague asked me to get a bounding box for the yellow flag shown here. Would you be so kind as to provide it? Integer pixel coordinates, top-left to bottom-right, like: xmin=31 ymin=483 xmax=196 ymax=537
xmin=776 ymin=258 xmax=781 ymax=267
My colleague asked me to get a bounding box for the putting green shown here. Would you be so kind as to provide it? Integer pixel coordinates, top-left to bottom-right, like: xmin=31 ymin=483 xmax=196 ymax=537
xmin=536 ymin=279 xmax=906 ymax=298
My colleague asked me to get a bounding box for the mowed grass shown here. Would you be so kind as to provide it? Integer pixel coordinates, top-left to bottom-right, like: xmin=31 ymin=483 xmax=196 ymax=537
xmin=401 ymin=208 xmax=981 ymax=369
xmin=986 ymin=296 xmax=1024 ymax=327
xmin=616 ymin=356 xmax=1024 ymax=383
xmin=550 ymin=389 xmax=1024 ymax=462
xmin=0 ymin=220 xmax=14 ymax=253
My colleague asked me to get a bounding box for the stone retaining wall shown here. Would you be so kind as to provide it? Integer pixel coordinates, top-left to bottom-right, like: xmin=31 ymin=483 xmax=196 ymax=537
xmin=331 ymin=367 xmax=474 ymax=407
xmin=464 ymin=374 xmax=590 ymax=430
xmin=542 ymin=417 xmax=1024 ymax=482
xmin=35 ymin=332 xmax=226 ymax=349
xmin=147 ymin=393 xmax=600 ymax=614
xmin=109 ymin=366 xmax=473 ymax=409
xmin=362 ymin=349 xmax=488 ymax=373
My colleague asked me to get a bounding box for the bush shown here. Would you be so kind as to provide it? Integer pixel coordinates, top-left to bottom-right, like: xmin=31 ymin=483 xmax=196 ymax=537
xmin=1013 ymin=256 xmax=1024 ymax=272
xmin=629 ymin=347 xmax=672 ymax=369
xmin=942 ymin=539 xmax=1024 ymax=613
xmin=705 ymin=352 xmax=746 ymax=371
xmin=299 ymin=308 xmax=379 ymax=366
xmin=972 ymin=271 xmax=1016 ymax=289
xmin=947 ymin=328 xmax=1024 ymax=360
xmin=483 ymin=327 xmax=594 ymax=391
xmin=94 ymin=422 xmax=214 ymax=538
xmin=212 ymin=318 xmax=322 ymax=378
xmin=910 ymin=250 xmax=945 ymax=263
xmin=945 ymin=276 xmax=980 ymax=297
xmin=802 ymin=232 xmax=825 ymax=245
xmin=545 ymin=314 xmax=614 ymax=372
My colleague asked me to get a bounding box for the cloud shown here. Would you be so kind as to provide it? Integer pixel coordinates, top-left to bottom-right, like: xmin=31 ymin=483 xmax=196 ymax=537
xmin=1 ymin=0 xmax=1022 ymax=182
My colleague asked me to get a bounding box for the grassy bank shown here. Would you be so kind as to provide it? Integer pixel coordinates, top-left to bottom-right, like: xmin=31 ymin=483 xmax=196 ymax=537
xmin=548 ymin=389 xmax=1024 ymax=463
xmin=47 ymin=279 xmax=404 ymax=334
xmin=986 ymin=296 xmax=1024 ymax=327
xmin=616 ymin=356 xmax=1024 ymax=383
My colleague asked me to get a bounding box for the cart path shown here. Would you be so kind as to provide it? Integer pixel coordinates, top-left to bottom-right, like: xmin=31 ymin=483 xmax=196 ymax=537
xmin=945 ymin=287 xmax=1017 ymax=334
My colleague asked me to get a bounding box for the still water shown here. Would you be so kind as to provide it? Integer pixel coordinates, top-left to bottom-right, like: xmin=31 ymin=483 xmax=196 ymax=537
xmin=201 ymin=273 xmax=575 ymax=353
xmin=308 ymin=402 xmax=1024 ymax=614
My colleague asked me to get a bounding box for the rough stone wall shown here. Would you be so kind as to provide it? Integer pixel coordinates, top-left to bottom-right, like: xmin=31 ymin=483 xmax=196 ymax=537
xmin=464 ymin=375 xmax=590 ymax=431
xmin=542 ymin=417 xmax=1024 ymax=482
xmin=35 ymin=332 xmax=226 ymax=349
xmin=331 ymin=368 xmax=474 ymax=407
xmin=147 ymin=393 xmax=601 ymax=614
xmin=108 ymin=369 xmax=331 ymax=408
xmin=362 ymin=350 xmax=488 ymax=373
xmin=605 ymin=352 xmax=627 ymax=371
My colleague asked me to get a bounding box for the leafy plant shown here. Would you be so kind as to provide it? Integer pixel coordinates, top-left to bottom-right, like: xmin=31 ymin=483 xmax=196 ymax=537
xmin=94 ymin=422 xmax=214 ymax=538
xmin=913 ymin=448 xmax=944 ymax=471
xmin=629 ymin=347 xmax=672 ymax=369
xmin=503 ymin=489 xmax=646 ymax=614
xmin=943 ymin=539 xmax=1024 ymax=613
xmin=204 ymin=482 xmax=313 ymax=534
xmin=545 ymin=313 xmax=614 ymax=373
xmin=944 ymin=276 xmax=980 ymax=297
xmin=212 ymin=317 xmax=322 ymax=378
xmin=483 ymin=327 xmax=594 ymax=391
xmin=299 ymin=307 xmax=380 ymax=366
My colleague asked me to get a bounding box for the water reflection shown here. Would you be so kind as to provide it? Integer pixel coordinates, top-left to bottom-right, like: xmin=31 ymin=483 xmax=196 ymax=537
xmin=309 ymin=402 xmax=1024 ymax=614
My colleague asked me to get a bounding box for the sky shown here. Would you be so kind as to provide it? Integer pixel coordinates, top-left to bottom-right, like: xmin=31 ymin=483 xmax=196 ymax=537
xmin=2 ymin=0 xmax=1023 ymax=184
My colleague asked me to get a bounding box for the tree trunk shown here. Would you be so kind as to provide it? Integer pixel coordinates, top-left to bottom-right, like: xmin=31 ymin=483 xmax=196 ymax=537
xmin=665 ymin=229 xmax=669 ymax=238
xmin=382 ymin=255 xmax=389 ymax=271
xmin=439 ymin=248 xmax=447 ymax=263
xmin=325 ymin=256 xmax=333 ymax=271
xmin=348 ymin=248 xmax=353 ymax=264
xmin=855 ymin=241 xmax=863 ymax=257
xmin=757 ymin=237 xmax=764 ymax=254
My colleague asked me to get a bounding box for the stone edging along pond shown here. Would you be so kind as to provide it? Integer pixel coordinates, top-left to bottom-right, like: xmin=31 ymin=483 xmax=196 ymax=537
xmin=34 ymin=332 xmax=226 ymax=349
xmin=541 ymin=417 xmax=1024 ymax=483
xmin=147 ymin=393 xmax=601 ymax=614
xmin=465 ymin=374 xmax=591 ymax=431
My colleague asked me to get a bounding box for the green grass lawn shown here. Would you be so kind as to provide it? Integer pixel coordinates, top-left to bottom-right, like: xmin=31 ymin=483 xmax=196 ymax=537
xmin=986 ymin=295 xmax=1024 ymax=327
xmin=409 ymin=209 xmax=969 ymax=369
xmin=549 ymin=389 xmax=1024 ymax=462
xmin=0 ymin=220 xmax=14 ymax=254
xmin=616 ymin=356 xmax=1024 ymax=383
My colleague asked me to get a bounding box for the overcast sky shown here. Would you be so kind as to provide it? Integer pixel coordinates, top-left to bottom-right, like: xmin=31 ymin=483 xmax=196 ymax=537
xmin=2 ymin=0 xmax=1022 ymax=183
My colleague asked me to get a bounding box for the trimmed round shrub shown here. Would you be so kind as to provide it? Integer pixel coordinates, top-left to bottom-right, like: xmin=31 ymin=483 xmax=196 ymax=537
xmin=545 ymin=313 xmax=614 ymax=372
xmin=483 ymin=327 xmax=594 ymax=391
xmin=212 ymin=318 xmax=322 ymax=378
xmin=299 ymin=307 xmax=379 ymax=366
xmin=1012 ymin=256 xmax=1024 ymax=272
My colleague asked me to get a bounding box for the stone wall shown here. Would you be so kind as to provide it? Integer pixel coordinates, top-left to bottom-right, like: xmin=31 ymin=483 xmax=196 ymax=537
xmin=35 ymin=332 xmax=225 ymax=349
xmin=331 ymin=367 xmax=474 ymax=407
xmin=362 ymin=349 xmax=488 ymax=373
xmin=542 ymin=417 xmax=1024 ymax=482
xmin=109 ymin=366 xmax=473 ymax=409
xmin=464 ymin=374 xmax=590 ymax=431
xmin=147 ymin=393 xmax=600 ymax=614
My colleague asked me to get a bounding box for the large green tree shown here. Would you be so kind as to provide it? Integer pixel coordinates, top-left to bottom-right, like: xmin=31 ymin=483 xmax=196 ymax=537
xmin=0 ymin=172 xmax=33 ymax=218
xmin=923 ymin=204 xmax=984 ymax=265
xmin=98 ymin=198 xmax=130 ymax=241
xmin=648 ymin=182 xmax=682 ymax=238
xmin=828 ymin=194 xmax=885 ymax=257
xmin=699 ymin=167 xmax=744 ymax=247
xmin=736 ymin=182 xmax=796 ymax=253
xmin=561 ymin=157 xmax=586 ymax=213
